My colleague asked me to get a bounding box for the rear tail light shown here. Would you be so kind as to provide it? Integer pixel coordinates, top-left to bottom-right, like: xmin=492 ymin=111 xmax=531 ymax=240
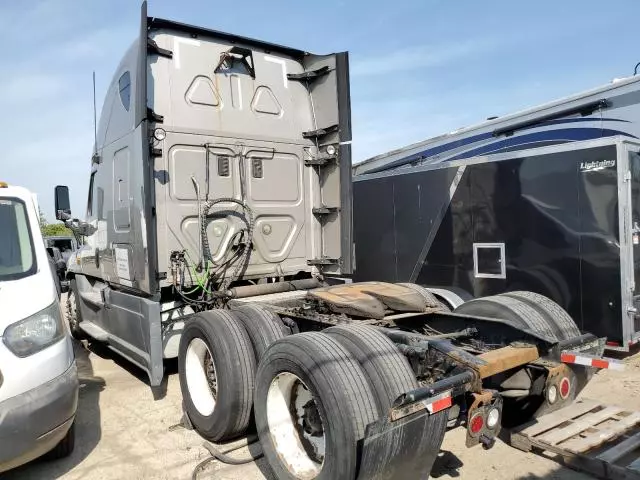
xmin=469 ymin=413 xmax=484 ymax=435
xmin=559 ymin=377 xmax=571 ymax=399
xmin=486 ymin=407 xmax=500 ymax=429
xmin=547 ymin=384 xmax=558 ymax=404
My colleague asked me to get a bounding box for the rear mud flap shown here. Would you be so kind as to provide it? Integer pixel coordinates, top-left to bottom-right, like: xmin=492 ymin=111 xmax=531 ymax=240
xmin=357 ymin=410 xmax=447 ymax=479
xmin=534 ymin=337 xmax=605 ymax=419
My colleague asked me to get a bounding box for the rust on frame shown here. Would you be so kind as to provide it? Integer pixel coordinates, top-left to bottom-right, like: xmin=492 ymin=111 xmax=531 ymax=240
xmin=476 ymin=346 xmax=539 ymax=379
xmin=468 ymin=390 xmax=495 ymax=411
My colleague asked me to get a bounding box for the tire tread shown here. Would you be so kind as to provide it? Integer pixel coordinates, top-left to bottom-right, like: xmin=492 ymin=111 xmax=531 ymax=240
xmin=398 ymin=283 xmax=450 ymax=311
xmin=325 ymin=324 xmax=418 ymax=413
xmin=178 ymin=310 xmax=256 ymax=441
xmin=232 ymin=304 xmax=285 ymax=360
xmin=500 ymin=291 xmax=580 ymax=340
xmin=455 ymin=295 xmax=555 ymax=339
xmin=255 ymin=332 xmax=378 ymax=479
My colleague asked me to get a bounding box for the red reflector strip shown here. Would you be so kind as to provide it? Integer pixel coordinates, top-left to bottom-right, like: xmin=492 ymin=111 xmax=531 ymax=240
xmin=389 ymin=389 xmax=454 ymax=421
xmin=425 ymin=391 xmax=453 ymax=414
xmin=561 ymin=351 xmax=625 ymax=371
xmin=592 ymin=358 xmax=609 ymax=369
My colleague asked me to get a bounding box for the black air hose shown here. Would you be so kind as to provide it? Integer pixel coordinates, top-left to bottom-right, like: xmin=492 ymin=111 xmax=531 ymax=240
xmin=199 ymin=197 xmax=254 ymax=291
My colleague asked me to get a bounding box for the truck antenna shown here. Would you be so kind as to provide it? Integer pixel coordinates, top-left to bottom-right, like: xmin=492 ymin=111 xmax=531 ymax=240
xmin=93 ymin=71 xmax=98 ymax=154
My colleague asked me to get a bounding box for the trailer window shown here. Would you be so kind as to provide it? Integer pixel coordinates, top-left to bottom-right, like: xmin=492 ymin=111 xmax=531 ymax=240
xmin=119 ymin=71 xmax=131 ymax=111
xmin=473 ymin=243 xmax=506 ymax=279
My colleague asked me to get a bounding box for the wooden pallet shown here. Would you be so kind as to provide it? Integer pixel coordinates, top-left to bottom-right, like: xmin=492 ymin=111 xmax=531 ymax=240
xmin=510 ymin=399 xmax=640 ymax=479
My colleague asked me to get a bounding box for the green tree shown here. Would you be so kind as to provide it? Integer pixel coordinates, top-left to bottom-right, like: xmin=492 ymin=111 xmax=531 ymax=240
xmin=39 ymin=207 xmax=73 ymax=237
xmin=42 ymin=223 xmax=74 ymax=237
xmin=38 ymin=207 xmax=48 ymax=231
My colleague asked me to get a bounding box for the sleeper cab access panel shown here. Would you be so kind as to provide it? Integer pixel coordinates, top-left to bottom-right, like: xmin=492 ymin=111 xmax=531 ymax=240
xmin=146 ymin=18 xmax=354 ymax=292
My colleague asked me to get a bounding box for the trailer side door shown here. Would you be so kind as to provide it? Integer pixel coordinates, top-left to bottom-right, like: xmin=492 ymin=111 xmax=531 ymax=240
xmin=625 ymin=149 xmax=640 ymax=341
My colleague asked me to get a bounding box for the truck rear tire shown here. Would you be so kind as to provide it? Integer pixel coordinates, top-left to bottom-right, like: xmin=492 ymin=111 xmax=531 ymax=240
xmin=254 ymin=332 xmax=378 ymax=480
xmin=499 ymin=291 xmax=580 ymax=340
xmin=454 ymin=293 xmax=580 ymax=426
xmin=454 ymin=295 xmax=556 ymax=340
xmin=324 ymin=323 xmax=448 ymax=476
xmin=231 ymin=304 xmax=286 ymax=361
xmin=66 ymin=280 xmax=86 ymax=340
xmin=178 ymin=310 xmax=256 ymax=441
xmin=325 ymin=324 xmax=418 ymax=412
xmin=398 ymin=283 xmax=450 ymax=312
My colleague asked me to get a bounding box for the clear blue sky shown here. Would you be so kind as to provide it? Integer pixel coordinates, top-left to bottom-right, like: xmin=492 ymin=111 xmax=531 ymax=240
xmin=2 ymin=0 xmax=639 ymax=219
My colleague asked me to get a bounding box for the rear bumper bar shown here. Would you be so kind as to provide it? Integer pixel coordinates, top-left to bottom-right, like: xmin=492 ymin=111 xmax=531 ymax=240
xmin=386 ymin=333 xmax=608 ymax=439
xmin=357 ymin=332 xmax=608 ymax=479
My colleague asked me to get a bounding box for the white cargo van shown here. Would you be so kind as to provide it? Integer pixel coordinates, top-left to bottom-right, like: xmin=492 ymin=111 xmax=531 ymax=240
xmin=0 ymin=183 xmax=78 ymax=473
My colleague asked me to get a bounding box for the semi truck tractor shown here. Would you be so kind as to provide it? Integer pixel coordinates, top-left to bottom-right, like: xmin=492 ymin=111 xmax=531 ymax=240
xmin=54 ymin=3 xmax=615 ymax=478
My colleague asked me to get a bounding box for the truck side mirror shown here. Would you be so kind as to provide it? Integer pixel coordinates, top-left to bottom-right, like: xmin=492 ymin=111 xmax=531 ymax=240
xmin=54 ymin=185 xmax=71 ymax=220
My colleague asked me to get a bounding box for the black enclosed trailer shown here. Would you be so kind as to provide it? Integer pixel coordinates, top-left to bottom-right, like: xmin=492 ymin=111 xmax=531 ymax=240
xmin=353 ymin=137 xmax=640 ymax=350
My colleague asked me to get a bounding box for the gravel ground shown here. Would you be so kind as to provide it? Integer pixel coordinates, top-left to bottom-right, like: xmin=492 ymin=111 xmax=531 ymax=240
xmin=5 ymin=313 xmax=640 ymax=480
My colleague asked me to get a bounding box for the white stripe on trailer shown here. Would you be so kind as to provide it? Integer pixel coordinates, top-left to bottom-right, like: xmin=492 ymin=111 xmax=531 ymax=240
xmin=561 ymin=352 xmax=625 ymax=371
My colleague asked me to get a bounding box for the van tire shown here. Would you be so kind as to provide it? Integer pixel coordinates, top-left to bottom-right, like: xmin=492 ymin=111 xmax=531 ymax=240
xmin=231 ymin=304 xmax=286 ymax=361
xmin=179 ymin=310 xmax=256 ymax=441
xmin=66 ymin=280 xmax=85 ymax=340
xmin=325 ymin=324 xmax=418 ymax=413
xmin=398 ymin=283 xmax=450 ymax=312
xmin=499 ymin=291 xmax=580 ymax=340
xmin=44 ymin=422 xmax=75 ymax=460
xmin=254 ymin=332 xmax=378 ymax=480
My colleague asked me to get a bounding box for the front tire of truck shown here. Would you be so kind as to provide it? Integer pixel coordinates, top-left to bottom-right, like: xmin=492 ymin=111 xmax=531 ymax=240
xmin=178 ymin=310 xmax=256 ymax=442
xmin=254 ymin=332 xmax=378 ymax=480
xmin=66 ymin=280 xmax=85 ymax=340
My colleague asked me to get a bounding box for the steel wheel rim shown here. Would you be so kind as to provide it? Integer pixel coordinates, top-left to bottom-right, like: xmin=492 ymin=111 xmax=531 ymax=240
xmin=266 ymin=372 xmax=325 ymax=479
xmin=185 ymin=337 xmax=218 ymax=416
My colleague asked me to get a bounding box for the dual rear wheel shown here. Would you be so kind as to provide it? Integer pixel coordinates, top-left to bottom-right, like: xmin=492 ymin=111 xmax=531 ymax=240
xmin=178 ymin=307 xmax=446 ymax=479
xmin=454 ymin=291 xmax=581 ymax=425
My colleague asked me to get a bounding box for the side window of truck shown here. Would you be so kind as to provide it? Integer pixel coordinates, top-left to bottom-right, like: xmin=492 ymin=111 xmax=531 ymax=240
xmin=118 ymin=71 xmax=131 ymax=111
xmin=87 ymin=171 xmax=97 ymax=217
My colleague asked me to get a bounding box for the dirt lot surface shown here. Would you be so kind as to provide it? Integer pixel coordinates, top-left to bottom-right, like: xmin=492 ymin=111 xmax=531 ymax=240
xmin=5 ymin=319 xmax=640 ymax=479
